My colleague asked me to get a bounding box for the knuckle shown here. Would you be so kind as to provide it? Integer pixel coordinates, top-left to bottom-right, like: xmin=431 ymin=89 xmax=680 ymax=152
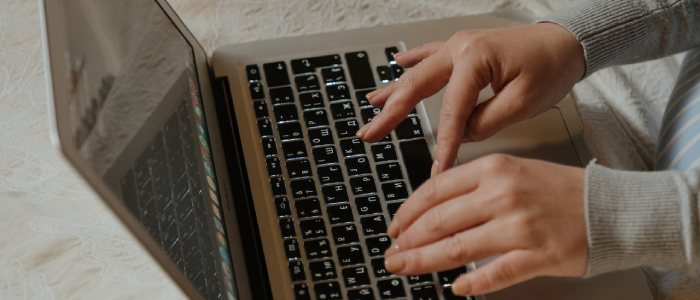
xmin=402 ymin=251 xmax=425 ymax=272
xmin=398 ymin=70 xmax=420 ymax=88
xmin=496 ymin=261 xmax=519 ymax=283
xmin=424 ymin=208 xmax=445 ymax=234
xmin=421 ymin=178 xmax=439 ymax=204
xmin=443 ymin=236 xmax=469 ymax=261
xmin=479 ymin=154 xmax=512 ymax=174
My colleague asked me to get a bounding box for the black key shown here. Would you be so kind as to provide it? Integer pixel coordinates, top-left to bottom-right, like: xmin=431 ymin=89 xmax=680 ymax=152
xmin=309 ymin=127 xmax=334 ymax=146
xmin=299 ymin=92 xmax=324 ymax=110
xmin=279 ymin=122 xmax=304 ymax=140
xmin=355 ymin=195 xmax=383 ymax=215
xmin=299 ymin=218 xmax=327 ymax=239
xmin=258 ymin=118 xmax=274 ymax=137
xmin=326 ymin=84 xmax=351 ymax=101
xmin=371 ymin=258 xmax=392 ymax=278
xmin=321 ymin=66 xmax=346 ymax=84
xmin=269 ymin=86 xmax=295 ymax=105
xmin=443 ymin=288 xmax=472 ymax=300
xmin=377 ymin=278 xmax=406 ymax=299
xmin=275 ymin=197 xmax=292 ymax=217
xmin=355 ymin=90 xmax=374 ymax=108
xmin=263 ymin=61 xmax=290 ymax=87
xmin=246 ymin=64 xmax=261 ymax=81
xmin=303 ymin=110 xmax=330 ymax=128
xmin=309 ymin=260 xmax=338 ymax=281
xmin=321 ymin=184 xmax=349 ymax=204
xmin=312 ymin=146 xmax=338 ymax=165
xmin=366 ymin=235 xmax=392 ymax=257
xmin=287 ymin=159 xmax=313 ymax=178
xmin=335 ymin=120 xmax=361 ymax=139
xmin=411 ymin=285 xmax=440 ymax=300
xmin=360 ymin=107 xmax=382 ymax=124
xmin=395 ymin=116 xmax=424 ymax=139
xmin=273 ymin=104 xmax=299 ymax=122
xmin=345 ymin=156 xmax=372 ymax=176
xmin=345 ymin=51 xmax=376 ymax=89
xmin=348 ymin=288 xmax=375 ymax=300
xmin=295 ymin=198 xmax=322 ymax=219
xmin=327 ymin=204 xmax=354 ymax=224
xmin=376 ymin=162 xmax=404 ymax=182
xmin=284 ymin=239 xmax=302 ymax=260
xmin=294 ymin=283 xmax=312 ymax=300
xmin=304 ymin=239 xmax=332 ymax=260
xmin=330 ymin=101 xmax=356 ymax=120
xmin=377 ymin=66 xmax=392 ymax=83
xmin=360 ymin=215 xmax=387 ymax=236
xmin=291 ymin=178 xmax=317 ymax=199
xmin=249 ymin=82 xmax=265 ymax=99
xmin=288 ymin=261 xmax=306 ymax=282
xmin=382 ymin=181 xmax=409 ymax=201
xmin=291 ymin=54 xmax=342 ymax=74
xmin=318 ymin=165 xmax=344 ymax=185
xmin=340 ymin=138 xmax=366 ymax=157
xmin=385 ymin=47 xmax=400 ymax=64
xmin=371 ymin=143 xmax=398 ymax=162
xmin=314 ymin=281 xmax=342 ymax=300
xmin=350 ymin=176 xmax=377 ymax=195
xmin=400 ymin=139 xmax=433 ymax=190
xmin=295 ymin=74 xmax=321 ymax=92
xmin=253 ymin=100 xmax=269 ymax=118
xmin=390 ymin=65 xmax=404 ymax=80
xmin=266 ymin=157 xmax=282 ymax=176
xmin=163 ymin=114 xmax=180 ymax=145
xmin=282 ymin=141 xmax=308 ymax=160
xmin=331 ymin=224 xmax=360 ymax=245
xmin=337 ymin=245 xmax=365 ymax=266
xmin=279 ymin=218 xmax=296 ymax=238
xmin=386 ymin=201 xmax=403 ymax=220
xmin=270 ymin=177 xmax=287 ymax=196
xmin=438 ymin=266 xmax=468 ymax=286
xmin=343 ymin=266 xmax=371 ymax=287
xmin=262 ymin=138 xmax=278 ymax=156
xmin=408 ymin=274 xmax=434 ymax=285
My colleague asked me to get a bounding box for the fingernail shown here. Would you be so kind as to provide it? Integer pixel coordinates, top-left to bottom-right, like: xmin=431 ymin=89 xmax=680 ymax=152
xmin=384 ymin=254 xmax=406 ymax=273
xmin=366 ymin=89 xmax=382 ymax=102
xmin=451 ymin=277 xmax=472 ymax=295
xmin=393 ymin=52 xmax=405 ymax=60
xmin=384 ymin=242 xmax=400 ymax=256
xmin=356 ymin=123 xmax=372 ymax=138
xmin=387 ymin=220 xmax=400 ymax=238
xmin=430 ymin=160 xmax=439 ymax=177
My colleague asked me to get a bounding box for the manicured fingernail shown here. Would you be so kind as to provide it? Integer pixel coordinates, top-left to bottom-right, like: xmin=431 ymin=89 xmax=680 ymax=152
xmin=393 ymin=52 xmax=405 ymax=60
xmin=366 ymin=89 xmax=382 ymax=101
xmin=384 ymin=242 xmax=400 ymax=256
xmin=451 ymin=277 xmax=472 ymax=295
xmin=356 ymin=123 xmax=372 ymax=138
xmin=384 ymin=254 xmax=406 ymax=273
xmin=430 ymin=160 xmax=439 ymax=177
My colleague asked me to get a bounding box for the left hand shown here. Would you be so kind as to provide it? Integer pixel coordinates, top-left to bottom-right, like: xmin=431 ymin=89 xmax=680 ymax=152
xmin=383 ymin=154 xmax=588 ymax=296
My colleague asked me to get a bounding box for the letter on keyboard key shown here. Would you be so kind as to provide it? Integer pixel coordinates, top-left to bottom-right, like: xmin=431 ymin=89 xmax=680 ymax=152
xmin=377 ymin=278 xmax=407 ymax=299
xmin=399 ymin=139 xmax=433 ymax=190
xmin=343 ymin=266 xmax=371 ymax=287
xmin=337 ymin=245 xmax=365 ymax=266
xmin=299 ymin=92 xmax=324 ymax=110
xmin=263 ymin=61 xmax=290 ymax=87
xmin=345 ymin=51 xmax=376 ymax=90
xmin=326 ymin=84 xmax=351 ymax=101
xmin=395 ymin=116 xmax=424 ymax=140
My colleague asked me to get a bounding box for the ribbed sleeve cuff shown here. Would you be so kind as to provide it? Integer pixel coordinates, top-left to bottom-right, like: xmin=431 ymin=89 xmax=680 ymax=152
xmin=539 ymin=0 xmax=650 ymax=78
xmin=584 ymin=162 xmax=685 ymax=277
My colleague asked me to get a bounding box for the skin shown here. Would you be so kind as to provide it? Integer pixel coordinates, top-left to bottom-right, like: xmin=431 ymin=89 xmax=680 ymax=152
xmin=356 ymin=23 xmax=589 ymax=295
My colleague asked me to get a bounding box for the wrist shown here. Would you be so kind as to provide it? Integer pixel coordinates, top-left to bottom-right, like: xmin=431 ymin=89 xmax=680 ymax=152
xmin=535 ymin=22 xmax=586 ymax=81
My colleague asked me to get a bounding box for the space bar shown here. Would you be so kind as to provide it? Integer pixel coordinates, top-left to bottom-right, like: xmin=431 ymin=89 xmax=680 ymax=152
xmin=399 ymin=139 xmax=433 ymax=190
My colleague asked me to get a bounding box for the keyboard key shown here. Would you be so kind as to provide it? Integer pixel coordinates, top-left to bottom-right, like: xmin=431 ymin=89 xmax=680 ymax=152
xmin=438 ymin=266 xmax=468 ymax=286
xmin=355 ymin=90 xmax=374 ymax=107
xmin=253 ymin=100 xmax=269 ymax=118
xmin=309 ymin=127 xmax=334 ymax=146
xmin=270 ymin=86 xmax=295 ymax=105
xmin=345 ymin=156 xmax=372 ymax=176
xmin=273 ymin=104 xmax=299 ymax=122
xmin=303 ymin=110 xmax=330 ymax=128
xmin=366 ymin=235 xmax=391 ymax=257
xmin=300 ymin=218 xmax=327 ymax=239
xmin=327 ymin=204 xmax=354 ymax=224
xmin=321 ymin=66 xmax=346 ymax=84
xmin=331 ymin=224 xmax=360 ymax=245
xmin=386 ymin=201 xmax=403 ymax=219
xmin=382 ymin=181 xmax=409 ymax=201
xmin=326 ymin=84 xmax=351 ymax=101
xmin=343 ymin=266 xmax=371 ymax=287
xmin=314 ymin=281 xmax=342 ymax=300
xmin=263 ymin=61 xmax=290 ymax=87
xmin=293 ymin=283 xmax=311 ymax=300
xmin=318 ymin=165 xmax=344 ymax=185
xmin=291 ymin=54 xmax=342 ymax=74
xmin=411 ymin=285 xmax=439 ymax=300
xmin=312 ymin=146 xmax=339 ymax=165
xmin=340 ymin=138 xmax=366 ymax=157
xmin=258 ymin=118 xmax=274 ymax=137
xmin=360 ymin=107 xmax=382 ymax=124
xmin=279 ymin=218 xmax=296 ymax=238
xmin=270 ymin=177 xmax=287 ymax=196
xmin=304 ymin=239 xmax=332 ymax=260
xmin=377 ymin=278 xmax=406 ymax=299
xmin=295 ymin=74 xmax=321 ymax=92
xmin=345 ymin=51 xmax=376 ymax=89
xmin=385 ymin=47 xmax=400 ymax=64
xmin=371 ymin=258 xmax=392 ymax=278
xmin=443 ymin=288 xmax=473 ymax=300
xmin=249 ymin=82 xmax=265 ymax=99
xmin=288 ymin=261 xmax=306 ymax=282
xmin=390 ymin=65 xmax=404 ymax=80
xmin=321 ymin=184 xmax=349 ymax=204
xmin=284 ymin=239 xmax=302 ymax=260
xmin=360 ymin=215 xmax=387 ymax=236
xmin=287 ymin=159 xmax=313 ymax=178
xmin=355 ymin=195 xmax=383 ymax=215
xmin=266 ymin=157 xmax=282 ymax=176
xmin=348 ymin=288 xmax=374 ymax=300
xmin=282 ymin=141 xmax=308 ymax=160
xmin=309 ymin=260 xmax=338 ymax=281
xmin=400 ymin=139 xmax=433 ymax=190
xmin=299 ymin=92 xmax=324 ymax=110
xmin=395 ymin=116 xmax=424 ymax=139
xmin=295 ymin=198 xmax=322 ymax=218
xmin=330 ymin=101 xmax=356 ymax=119
xmin=291 ymin=178 xmax=317 ymax=199
xmin=350 ymin=176 xmax=377 ymax=195
xmin=376 ymin=162 xmax=404 ymax=182
xmin=246 ymin=64 xmax=261 ymax=81
xmin=275 ymin=197 xmax=292 ymax=217
xmin=408 ymin=274 xmax=434 ymax=285
xmin=371 ymin=143 xmax=398 ymax=162
xmin=337 ymin=245 xmax=365 ymax=266
xmin=335 ymin=120 xmax=361 ymax=139
xmin=278 ymin=122 xmax=304 ymax=140
xmin=377 ymin=66 xmax=392 ymax=83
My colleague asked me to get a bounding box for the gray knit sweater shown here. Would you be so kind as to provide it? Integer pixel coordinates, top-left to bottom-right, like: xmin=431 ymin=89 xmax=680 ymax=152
xmin=542 ymin=0 xmax=700 ymax=278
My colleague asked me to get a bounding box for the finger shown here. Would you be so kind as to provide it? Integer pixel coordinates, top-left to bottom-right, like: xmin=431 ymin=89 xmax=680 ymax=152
xmin=395 ymin=41 xmax=446 ymax=68
xmin=451 ymin=250 xmax=543 ymax=296
xmin=366 ymin=82 xmax=398 ymax=108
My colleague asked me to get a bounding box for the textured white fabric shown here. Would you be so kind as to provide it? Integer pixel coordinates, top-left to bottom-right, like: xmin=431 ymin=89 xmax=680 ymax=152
xmin=0 ymin=0 xmax=694 ymax=299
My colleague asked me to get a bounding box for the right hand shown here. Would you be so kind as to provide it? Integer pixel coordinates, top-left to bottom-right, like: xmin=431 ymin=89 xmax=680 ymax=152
xmin=356 ymin=23 xmax=586 ymax=175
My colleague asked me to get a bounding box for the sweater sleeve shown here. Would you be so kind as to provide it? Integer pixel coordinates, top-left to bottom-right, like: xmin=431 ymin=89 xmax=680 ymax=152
xmin=539 ymin=0 xmax=700 ymax=77
xmin=584 ymin=162 xmax=700 ymax=277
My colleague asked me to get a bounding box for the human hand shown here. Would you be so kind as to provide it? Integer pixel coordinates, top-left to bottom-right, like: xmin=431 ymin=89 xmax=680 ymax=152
xmin=382 ymin=154 xmax=588 ymax=296
xmin=356 ymin=23 xmax=585 ymax=175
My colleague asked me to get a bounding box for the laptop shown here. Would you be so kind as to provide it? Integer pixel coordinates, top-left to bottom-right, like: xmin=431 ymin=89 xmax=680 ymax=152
xmin=39 ymin=0 xmax=654 ymax=299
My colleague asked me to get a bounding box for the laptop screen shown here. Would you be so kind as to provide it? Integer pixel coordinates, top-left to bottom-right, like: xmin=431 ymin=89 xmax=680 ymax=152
xmin=61 ymin=0 xmax=236 ymax=299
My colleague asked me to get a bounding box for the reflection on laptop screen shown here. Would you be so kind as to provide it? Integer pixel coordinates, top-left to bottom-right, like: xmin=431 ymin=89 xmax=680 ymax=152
xmin=62 ymin=0 xmax=236 ymax=299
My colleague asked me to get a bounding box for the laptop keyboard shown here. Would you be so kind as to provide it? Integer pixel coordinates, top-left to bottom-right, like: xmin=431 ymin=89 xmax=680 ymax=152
xmin=247 ymin=46 xmax=476 ymax=300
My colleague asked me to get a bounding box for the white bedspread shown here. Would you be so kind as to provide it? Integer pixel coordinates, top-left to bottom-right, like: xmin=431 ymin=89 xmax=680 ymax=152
xmin=0 ymin=0 xmax=694 ymax=299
